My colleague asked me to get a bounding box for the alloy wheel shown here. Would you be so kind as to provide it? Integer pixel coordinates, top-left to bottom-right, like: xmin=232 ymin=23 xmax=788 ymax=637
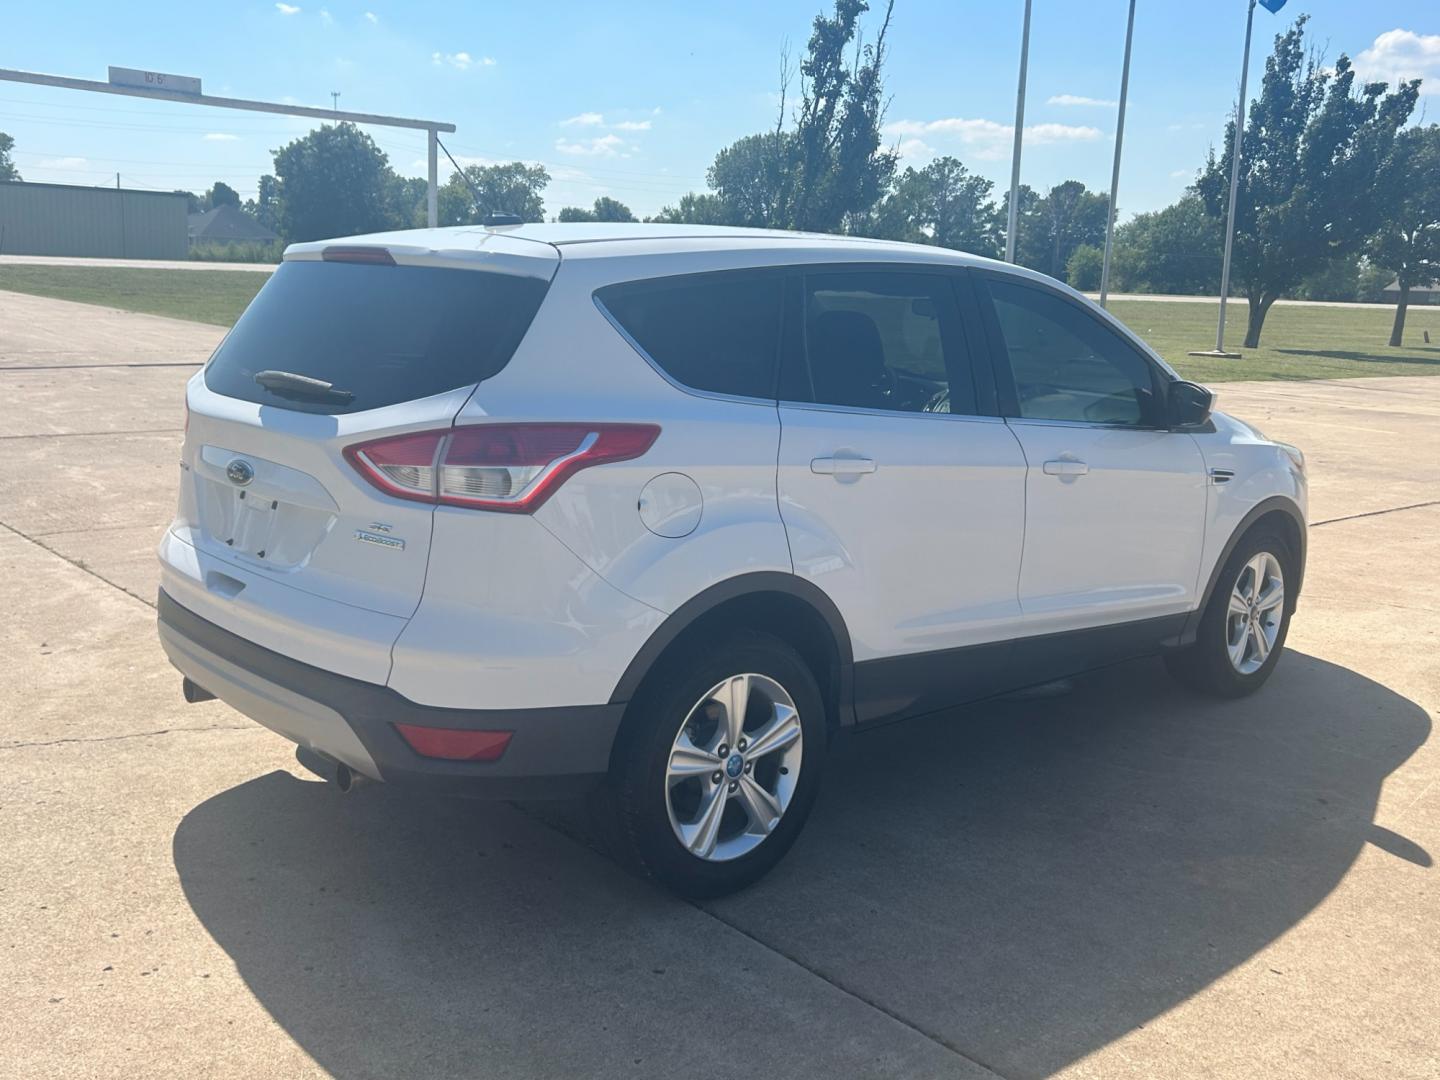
xmin=1226 ymin=551 xmax=1285 ymax=675
xmin=663 ymin=673 xmax=803 ymax=862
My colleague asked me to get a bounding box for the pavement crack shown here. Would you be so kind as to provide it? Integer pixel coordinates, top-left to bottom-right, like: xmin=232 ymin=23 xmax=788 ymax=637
xmin=0 ymin=519 xmax=156 ymax=610
xmin=1312 ymin=500 xmax=1440 ymax=527
xmin=514 ymin=802 xmax=1011 ymax=1077
xmin=2 ymin=722 xmax=256 ymax=751
xmin=694 ymin=903 xmax=1012 ymax=1078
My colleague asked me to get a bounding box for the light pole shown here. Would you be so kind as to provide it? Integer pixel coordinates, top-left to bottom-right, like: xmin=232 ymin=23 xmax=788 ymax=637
xmin=1004 ymin=0 xmax=1033 ymax=264
xmin=1099 ymin=0 xmax=1137 ymax=308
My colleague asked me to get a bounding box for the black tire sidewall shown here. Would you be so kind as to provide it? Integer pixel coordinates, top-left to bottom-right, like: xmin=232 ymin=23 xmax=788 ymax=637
xmin=612 ymin=632 xmax=827 ymax=898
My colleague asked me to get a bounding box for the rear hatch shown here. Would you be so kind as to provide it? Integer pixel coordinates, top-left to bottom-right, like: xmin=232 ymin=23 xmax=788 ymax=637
xmin=172 ymin=238 xmax=557 ymax=630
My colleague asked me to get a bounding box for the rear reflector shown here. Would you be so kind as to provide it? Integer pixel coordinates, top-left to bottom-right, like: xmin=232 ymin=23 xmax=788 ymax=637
xmin=321 ymin=245 xmax=396 ymax=265
xmin=394 ymin=723 xmax=513 ymax=762
xmin=345 ymin=423 xmax=659 ymax=513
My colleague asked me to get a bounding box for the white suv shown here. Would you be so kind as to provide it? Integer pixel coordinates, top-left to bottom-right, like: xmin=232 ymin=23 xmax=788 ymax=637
xmin=158 ymin=223 xmax=1308 ymax=896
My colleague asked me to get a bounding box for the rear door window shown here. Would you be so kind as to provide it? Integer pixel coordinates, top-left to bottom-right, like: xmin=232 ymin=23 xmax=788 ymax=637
xmin=783 ymin=270 xmax=978 ymax=416
xmin=204 ymin=260 xmax=551 ymax=414
xmin=596 ymin=269 xmax=785 ymax=399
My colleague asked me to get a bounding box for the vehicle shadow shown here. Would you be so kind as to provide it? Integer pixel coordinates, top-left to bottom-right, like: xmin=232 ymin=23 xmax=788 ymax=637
xmin=173 ymin=651 xmax=1428 ymax=1079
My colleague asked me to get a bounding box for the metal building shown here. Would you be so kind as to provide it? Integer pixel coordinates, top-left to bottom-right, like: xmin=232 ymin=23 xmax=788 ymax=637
xmin=0 ymin=180 xmax=189 ymax=259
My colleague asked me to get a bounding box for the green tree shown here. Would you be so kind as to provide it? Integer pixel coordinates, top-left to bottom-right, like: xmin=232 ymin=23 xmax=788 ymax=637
xmin=1356 ymin=258 xmax=1392 ymax=303
xmin=1111 ymin=194 xmax=1222 ymax=295
xmin=242 ymin=174 xmax=281 ymax=234
xmin=1065 ymin=244 xmax=1105 ymax=291
xmin=0 ymin=132 xmax=20 ymax=182
xmin=386 ymin=174 xmax=429 ymax=229
xmin=707 ymin=131 xmax=796 ymax=227
xmin=1369 ymin=124 xmax=1440 ymax=345
xmin=1195 ymin=17 xmax=1419 ymax=347
xmin=867 ymin=156 xmax=1001 ymax=255
xmin=173 ymin=189 xmax=202 ymax=214
xmin=272 ymin=123 xmax=395 ymax=242
xmin=438 ymin=161 xmax=549 ymax=225
xmin=647 ymin=192 xmax=735 ymax=225
xmin=664 ymin=0 xmax=896 ymax=234
xmin=204 ymin=181 xmax=241 ymax=210
xmin=1013 ymin=180 xmax=1109 ymax=281
xmin=558 ymin=196 xmax=638 ymax=223
xmin=1293 ymin=255 xmax=1360 ymax=302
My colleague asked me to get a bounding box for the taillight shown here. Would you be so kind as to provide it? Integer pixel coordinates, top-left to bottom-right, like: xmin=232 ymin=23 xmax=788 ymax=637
xmin=344 ymin=423 xmax=659 ymax=513
xmin=343 ymin=430 xmax=445 ymax=502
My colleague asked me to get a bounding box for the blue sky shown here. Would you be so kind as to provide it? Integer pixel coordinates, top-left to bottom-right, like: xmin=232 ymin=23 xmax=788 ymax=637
xmin=2 ymin=1 xmax=1435 ymax=221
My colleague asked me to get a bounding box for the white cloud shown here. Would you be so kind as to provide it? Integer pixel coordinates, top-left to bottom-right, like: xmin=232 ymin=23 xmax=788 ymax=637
xmin=885 ymin=117 xmax=1102 ymax=147
xmin=433 ymin=51 xmax=475 ymax=69
xmin=364 ymin=10 xmax=378 ymax=22
xmin=202 ymin=133 xmax=239 ymax=141
xmin=319 ymin=7 xmax=332 ymax=23
xmin=561 ymin=112 xmax=606 ymax=127
xmin=613 ymin=119 xmax=652 ymax=131
xmin=1353 ymin=29 xmax=1440 ymax=88
xmin=1169 ymin=168 xmax=1191 ymax=179
xmin=1047 ymin=93 xmax=1117 ymax=108
xmin=275 ymin=2 xmax=301 ymax=14
xmin=896 ymin=137 xmax=936 ymax=160
xmin=37 ymin=156 xmax=88 ymax=169
xmin=555 ymin=133 xmax=627 ymax=157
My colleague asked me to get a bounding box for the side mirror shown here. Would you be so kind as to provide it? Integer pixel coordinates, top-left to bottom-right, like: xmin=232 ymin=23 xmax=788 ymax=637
xmin=1168 ymin=380 xmax=1214 ymax=428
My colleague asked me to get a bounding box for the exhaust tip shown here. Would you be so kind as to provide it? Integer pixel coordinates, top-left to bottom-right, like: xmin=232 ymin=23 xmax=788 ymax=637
xmin=182 ymin=677 xmax=216 ymax=704
xmin=295 ymin=745 xmax=367 ymax=792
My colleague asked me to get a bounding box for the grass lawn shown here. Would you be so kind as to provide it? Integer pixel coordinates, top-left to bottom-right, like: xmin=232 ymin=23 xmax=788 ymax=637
xmin=0 ymin=265 xmax=270 ymax=327
xmin=1110 ymin=298 xmax=1440 ymax=382
xmin=2 ymin=264 xmax=1438 ymax=381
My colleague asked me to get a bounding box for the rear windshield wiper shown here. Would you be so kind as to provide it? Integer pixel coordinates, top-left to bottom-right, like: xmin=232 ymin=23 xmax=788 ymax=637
xmin=253 ymin=369 xmax=355 ymax=405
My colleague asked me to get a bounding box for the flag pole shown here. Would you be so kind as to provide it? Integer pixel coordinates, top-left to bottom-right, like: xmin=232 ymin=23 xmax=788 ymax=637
xmin=1004 ymin=0 xmax=1033 ymax=264
xmin=1192 ymin=0 xmax=1257 ymax=358
xmin=1099 ymin=0 xmax=1137 ymax=308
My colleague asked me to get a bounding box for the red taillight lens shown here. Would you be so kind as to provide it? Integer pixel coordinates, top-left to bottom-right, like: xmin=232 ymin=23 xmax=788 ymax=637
xmin=345 ymin=423 xmax=659 ymax=512
xmin=343 ymin=430 xmax=446 ymax=502
xmin=394 ymin=723 xmax=513 ymax=761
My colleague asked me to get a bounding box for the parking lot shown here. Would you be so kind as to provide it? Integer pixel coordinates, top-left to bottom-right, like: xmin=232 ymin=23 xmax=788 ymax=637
xmin=2 ymin=287 xmax=1437 ymax=1079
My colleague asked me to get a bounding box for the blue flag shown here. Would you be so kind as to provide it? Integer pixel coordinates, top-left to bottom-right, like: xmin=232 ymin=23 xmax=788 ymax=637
xmin=1258 ymin=0 xmax=1287 ymax=12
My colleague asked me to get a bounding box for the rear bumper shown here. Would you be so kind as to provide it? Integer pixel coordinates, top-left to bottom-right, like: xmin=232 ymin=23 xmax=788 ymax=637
xmin=157 ymin=589 xmax=623 ymax=799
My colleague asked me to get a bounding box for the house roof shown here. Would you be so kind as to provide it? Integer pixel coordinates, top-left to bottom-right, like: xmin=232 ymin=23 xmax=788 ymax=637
xmin=188 ymin=205 xmax=278 ymax=244
xmin=1384 ymin=277 xmax=1440 ymax=294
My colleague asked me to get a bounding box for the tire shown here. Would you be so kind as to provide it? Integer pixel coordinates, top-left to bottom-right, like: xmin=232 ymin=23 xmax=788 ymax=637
xmin=1165 ymin=527 xmax=1295 ymax=698
xmin=607 ymin=630 xmax=827 ymax=898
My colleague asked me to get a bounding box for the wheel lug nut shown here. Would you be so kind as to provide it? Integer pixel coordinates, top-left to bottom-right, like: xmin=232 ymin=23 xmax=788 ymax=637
xmin=727 ymin=780 xmax=738 ymax=793
xmin=717 ymin=744 xmax=728 ymax=757
xmin=711 ymin=771 xmax=722 ymax=783
xmin=738 ymin=738 xmax=748 ymax=751
xmin=744 ymin=762 xmax=752 ymax=773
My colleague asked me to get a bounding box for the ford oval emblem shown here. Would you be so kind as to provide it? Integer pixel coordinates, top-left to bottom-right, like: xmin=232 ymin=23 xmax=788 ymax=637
xmin=226 ymin=458 xmax=255 ymax=486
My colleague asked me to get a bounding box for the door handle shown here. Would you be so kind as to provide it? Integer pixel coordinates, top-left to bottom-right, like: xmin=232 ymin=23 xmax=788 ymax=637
xmin=1042 ymin=459 xmax=1089 ymax=477
xmin=811 ymin=455 xmax=877 ymax=477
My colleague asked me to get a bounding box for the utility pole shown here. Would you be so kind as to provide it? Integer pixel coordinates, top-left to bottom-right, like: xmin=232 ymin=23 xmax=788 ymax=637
xmin=330 ymin=91 xmax=340 ymax=111
xmin=1099 ymin=0 xmax=1137 ymax=308
xmin=1004 ymin=0 xmax=1033 ymax=264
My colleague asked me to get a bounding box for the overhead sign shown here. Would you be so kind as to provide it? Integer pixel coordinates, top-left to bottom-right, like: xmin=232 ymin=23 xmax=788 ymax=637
xmin=107 ymin=66 xmax=201 ymax=95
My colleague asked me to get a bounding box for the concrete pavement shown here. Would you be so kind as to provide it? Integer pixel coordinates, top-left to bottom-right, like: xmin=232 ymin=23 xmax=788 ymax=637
xmin=1 ymin=289 xmax=1436 ymax=1079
